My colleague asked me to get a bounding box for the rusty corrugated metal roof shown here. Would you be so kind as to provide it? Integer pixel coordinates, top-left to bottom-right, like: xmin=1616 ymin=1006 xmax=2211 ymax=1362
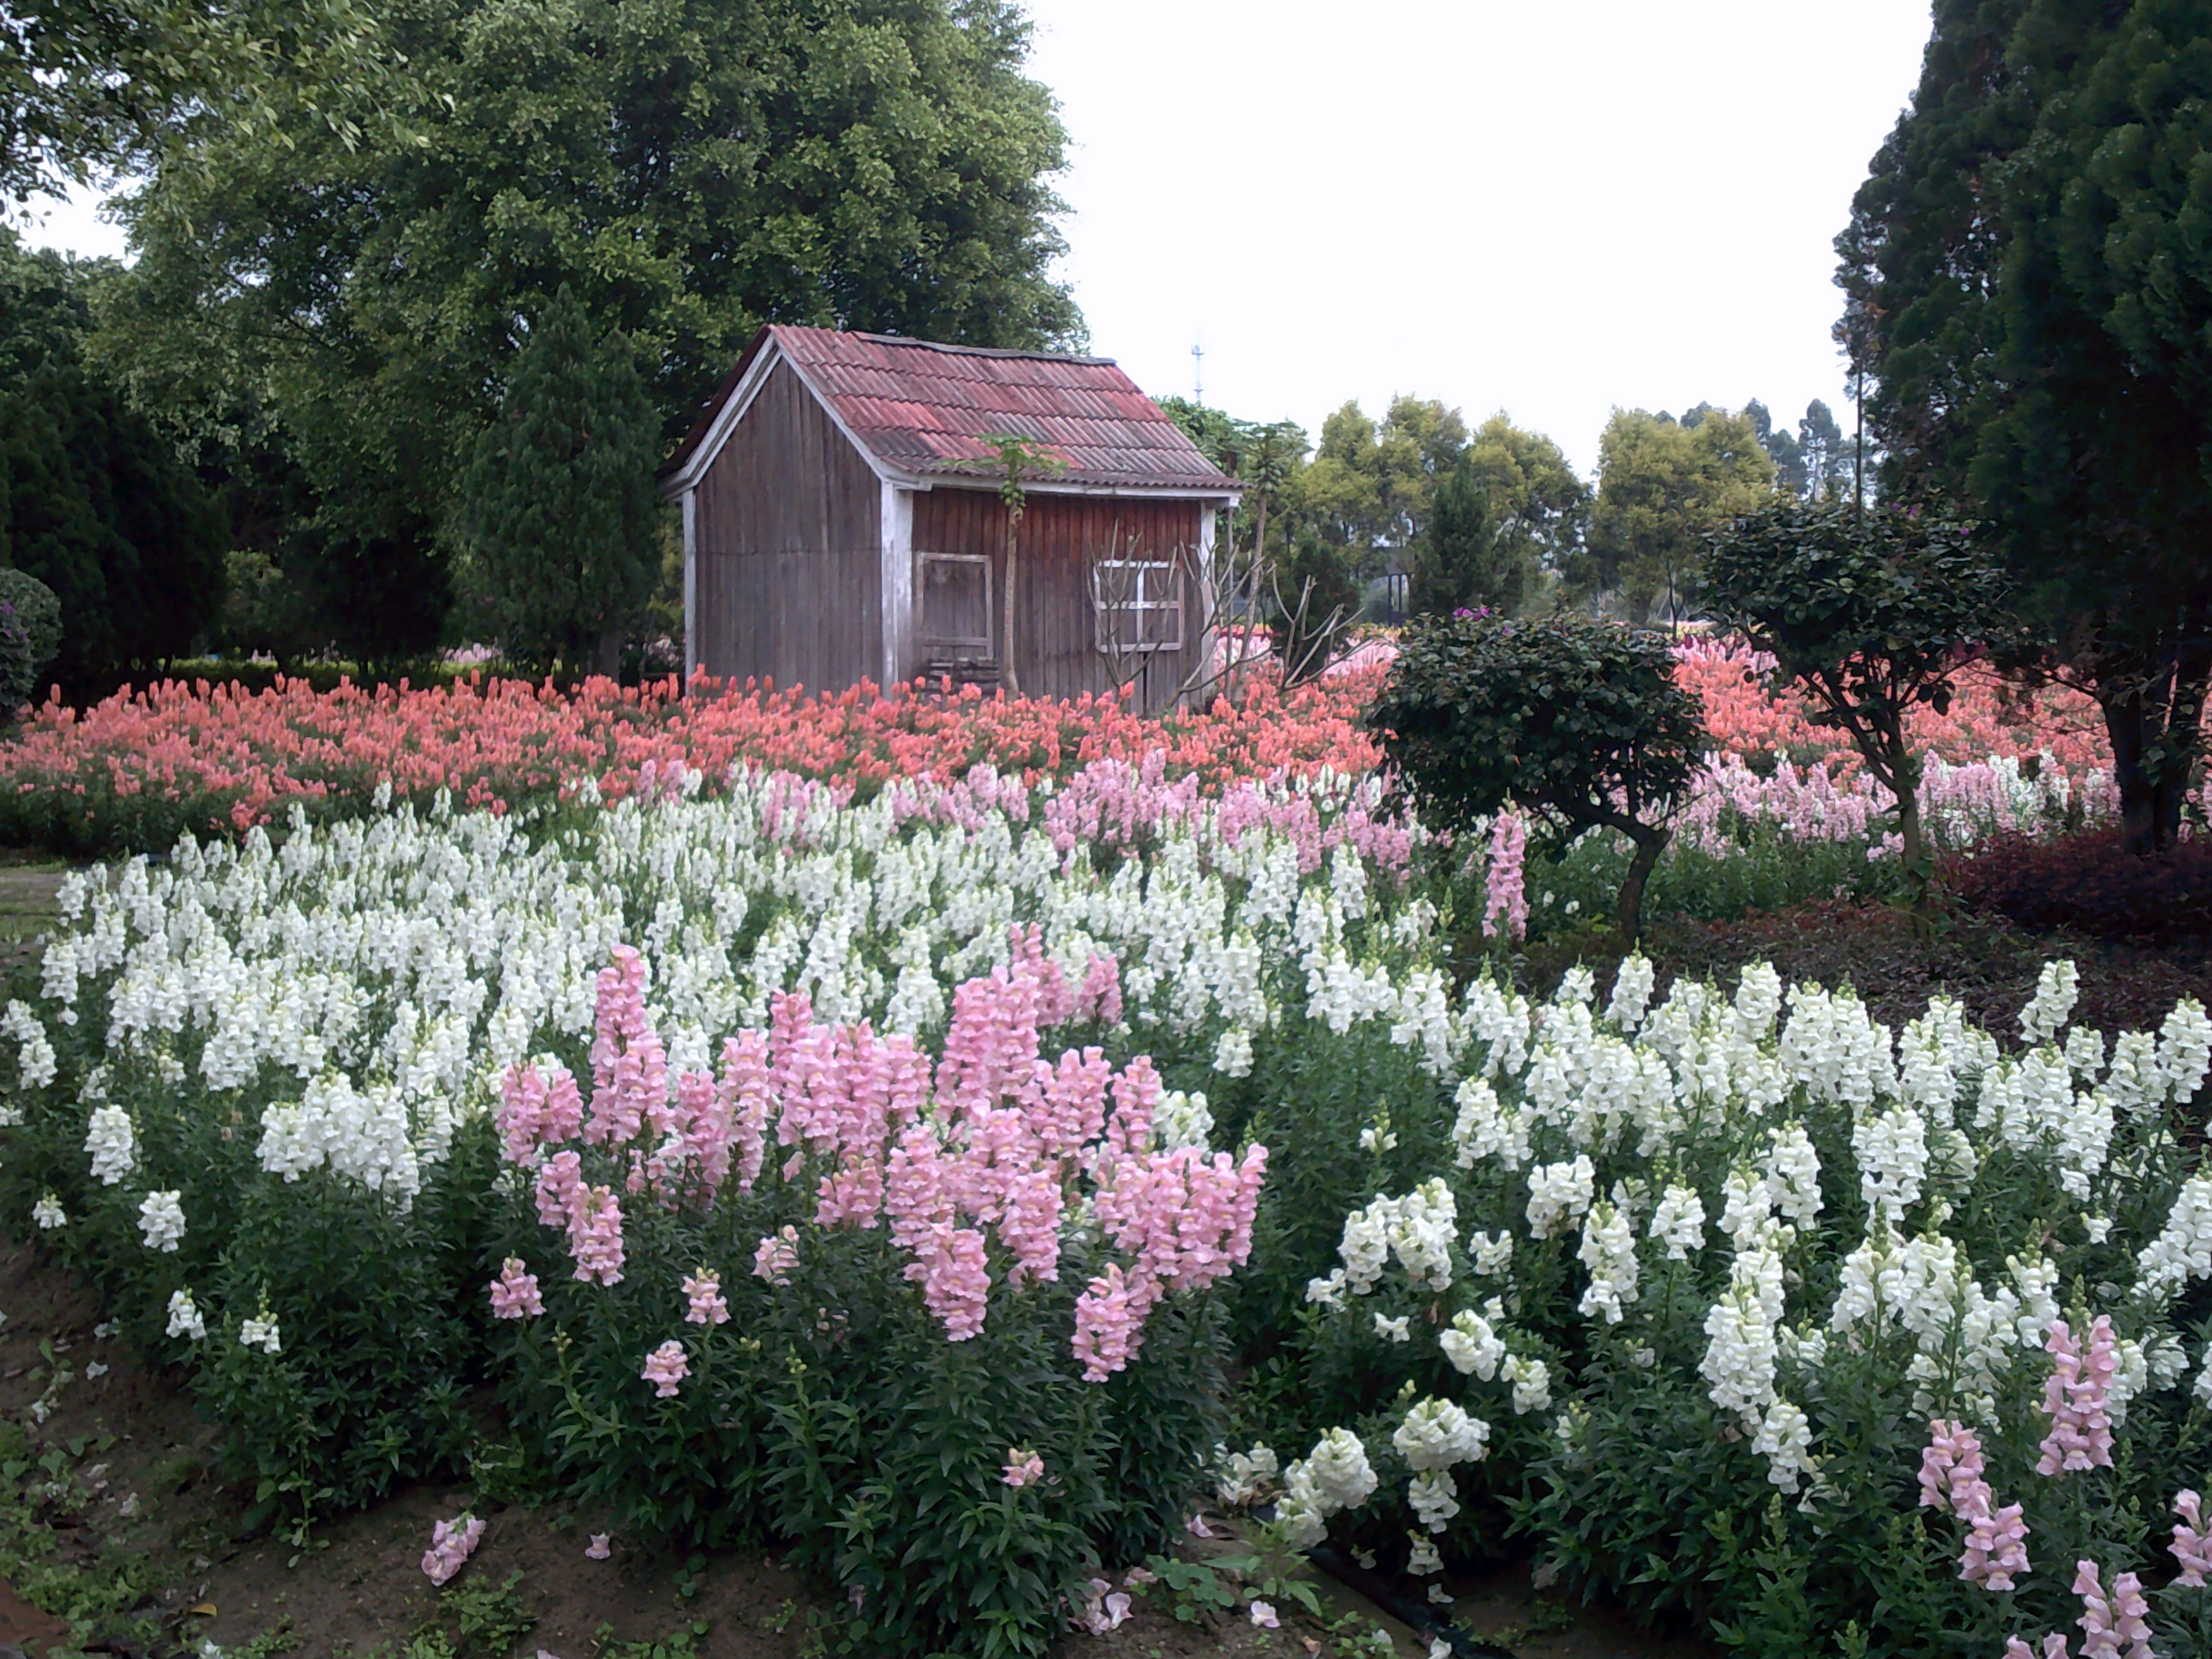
xmin=664 ymin=325 xmax=1242 ymax=495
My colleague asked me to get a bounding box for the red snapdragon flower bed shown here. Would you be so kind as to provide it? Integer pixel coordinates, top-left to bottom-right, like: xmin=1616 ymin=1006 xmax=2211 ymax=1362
xmin=0 ymin=667 xmax=1393 ymax=854
xmin=0 ymin=639 xmax=2161 ymax=859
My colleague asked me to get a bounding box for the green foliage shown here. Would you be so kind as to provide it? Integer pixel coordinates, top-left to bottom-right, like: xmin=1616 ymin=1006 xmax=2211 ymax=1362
xmin=444 ymin=1569 xmax=536 ymax=1657
xmin=1577 ymin=406 xmax=1775 ymax=624
xmin=0 ymin=567 xmax=66 ymax=685
xmin=0 ymin=0 xmax=407 ymax=200
xmin=1836 ymin=0 xmax=2212 ymax=854
xmin=0 ymin=229 xmax=226 ymax=688
xmin=1703 ymin=500 xmax=2012 ymax=876
xmin=459 ymin=290 xmax=661 ymax=674
xmin=99 ymin=0 xmax=1083 ymax=627
xmin=1367 ymin=613 xmax=1707 ymax=936
xmin=1407 ymin=454 xmax=1520 ymax=619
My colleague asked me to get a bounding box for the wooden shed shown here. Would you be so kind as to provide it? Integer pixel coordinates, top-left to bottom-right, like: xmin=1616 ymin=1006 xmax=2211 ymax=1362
xmin=659 ymin=326 xmax=1242 ymax=709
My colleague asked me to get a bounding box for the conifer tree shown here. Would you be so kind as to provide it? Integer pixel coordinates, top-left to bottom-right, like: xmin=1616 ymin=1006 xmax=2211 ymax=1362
xmin=460 ymin=290 xmax=661 ymax=675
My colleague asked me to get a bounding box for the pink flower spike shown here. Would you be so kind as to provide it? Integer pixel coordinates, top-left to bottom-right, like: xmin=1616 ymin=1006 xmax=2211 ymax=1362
xmin=752 ymin=1226 xmax=799 ymax=1287
xmin=1001 ymin=1448 xmax=1045 ymax=1489
xmin=421 ymin=1513 xmax=486 ymax=1585
xmin=585 ymin=1533 xmax=611 ymax=1561
xmin=2173 ymin=1490 xmax=2212 ymax=1589
xmin=640 ymin=1339 xmax=689 ymax=1399
xmin=489 ymin=1258 xmax=543 ymax=1320
xmin=1249 ymin=1600 xmax=1279 ymax=1629
xmin=682 ymin=1270 xmax=729 ymax=1326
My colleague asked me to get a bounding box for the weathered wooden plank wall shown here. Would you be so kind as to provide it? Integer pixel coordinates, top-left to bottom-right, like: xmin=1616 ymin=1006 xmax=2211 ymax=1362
xmin=910 ymin=490 xmax=1202 ymax=711
xmin=693 ymin=361 xmax=882 ymax=691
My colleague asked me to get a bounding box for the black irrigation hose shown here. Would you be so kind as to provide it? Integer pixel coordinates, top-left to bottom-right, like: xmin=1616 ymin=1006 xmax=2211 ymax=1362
xmin=1304 ymin=1544 xmax=1517 ymax=1659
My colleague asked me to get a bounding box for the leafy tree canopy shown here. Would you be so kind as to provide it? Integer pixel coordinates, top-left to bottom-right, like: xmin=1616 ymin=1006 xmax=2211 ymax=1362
xmin=0 ymin=228 xmax=223 ymax=686
xmin=1836 ymin=0 xmax=2212 ymax=853
xmin=1367 ymin=613 xmax=1706 ymax=938
xmin=1704 ymin=500 xmax=2012 ymax=878
xmin=1576 ymin=406 xmax=1774 ymax=624
xmin=95 ymin=0 xmax=1082 ymax=613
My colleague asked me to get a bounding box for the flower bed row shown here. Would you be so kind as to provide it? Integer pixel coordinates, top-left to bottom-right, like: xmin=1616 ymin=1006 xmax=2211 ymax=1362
xmin=9 ymin=751 xmax=2212 ymax=1652
xmin=0 ymin=639 xmax=2175 ymax=861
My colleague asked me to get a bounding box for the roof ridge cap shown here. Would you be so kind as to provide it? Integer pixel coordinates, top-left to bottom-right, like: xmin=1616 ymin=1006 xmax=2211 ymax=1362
xmin=772 ymin=325 xmax=1118 ymax=368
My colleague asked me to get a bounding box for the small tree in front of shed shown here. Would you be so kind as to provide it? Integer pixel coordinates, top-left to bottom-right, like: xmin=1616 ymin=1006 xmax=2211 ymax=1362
xmin=980 ymin=433 xmax=1065 ymax=696
xmin=1367 ymin=613 xmax=1706 ymax=940
xmin=1703 ymin=500 xmax=2010 ymax=893
xmin=459 ymin=288 xmax=661 ymax=676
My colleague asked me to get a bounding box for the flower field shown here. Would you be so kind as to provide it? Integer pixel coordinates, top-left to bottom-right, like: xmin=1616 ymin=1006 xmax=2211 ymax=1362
xmin=0 ymin=652 xmax=2209 ymax=1657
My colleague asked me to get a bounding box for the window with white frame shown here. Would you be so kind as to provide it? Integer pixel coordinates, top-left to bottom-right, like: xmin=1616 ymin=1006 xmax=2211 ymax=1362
xmin=1090 ymin=558 xmax=1184 ymax=653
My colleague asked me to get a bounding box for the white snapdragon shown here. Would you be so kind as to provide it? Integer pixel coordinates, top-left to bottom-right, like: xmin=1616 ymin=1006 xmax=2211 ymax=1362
xmin=30 ymin=1195 xmax=64 ymax=1230
xmin=84 ymin=1105 xmax=135 ymax=1185
xmin=1732 ymin=962 xmax=1783 ymax=1043
xmin=1212 ymin=1027 xmax=1254 ymax=1078
xmin=1575 ymin=1200 xmax=1638 ymax=1324
xmin=1525 ymin=1155 xmax=1595 ymax=1241
xmin=1213 ymin=1444 xmax=1278 ymax=1506
xmin=1440 ymin=1306 xmax=1507 ymax=1379
xmin=2158 ymin=1000 xmax=2212 ymax=1106
xmin=1392 ymin=1397 xmax=1489 ymax=1471
xmin=1452 ymin=1077 xmax=1530 ymax=1171
xmin=1764 ymin=1122 xmax=1823 ymax=1230
xmin=1407 ymin=1471 xmax=1461 ymax=1532
xmin=165 ymin=1289 xmax=205 ymax=1340
xmin=2 ymin=999 xmax=56 ymax=1090
xmin=137 ymin=1189 xmax=185 ymax=1252
xmin=1851 ymin=1106 xmax=1928 ymax=1221
xmin=2138 ymin=1176 xmax=2212 ymax=1303
xmin=1719 ymin=1162 xmax=1774 ymax=1249
xmin=1752 ymin=1399 xmax=1818 ymax=1495
xmin=1467 ymin=1230 xmax=1515 ymax=1278
xmin=1374 ymin=1314 xmax=1411 ymax=1343
xmin=238 ymin=1316 xmax=282 ymax=1354
xmin=2021 ymin=959 xmax=2080 ymax=1045
xmin=1648 ymin=1184 xmax=1706 ymax=1261
xmin=1153 ymin=1090 xmax=1214 ymax=1153
xmin=1502 ymin=1354 xmax=1551 ymax=1414
xmin=1605 ymin=953 xmax=1655 ymax=1031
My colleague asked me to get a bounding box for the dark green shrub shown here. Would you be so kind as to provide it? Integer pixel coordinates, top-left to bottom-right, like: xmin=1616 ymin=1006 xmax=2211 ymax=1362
xmin=1704 ymin=500 xmax=2011 ymax=882
xmin=1366 ymin=613 xmax=1705 ymax=938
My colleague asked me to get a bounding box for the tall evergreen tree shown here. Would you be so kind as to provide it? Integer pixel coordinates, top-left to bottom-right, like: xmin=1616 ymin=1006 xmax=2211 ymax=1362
xmin=0 ymin=231 xmax=224 ymax=685
xmin=458 ymin=290 xmax=661 ymax=673
xmin=1409 ymin=455 xmax=1522 ymax=617
xmin=1836 ymin=0 xmax=2212 ymax=853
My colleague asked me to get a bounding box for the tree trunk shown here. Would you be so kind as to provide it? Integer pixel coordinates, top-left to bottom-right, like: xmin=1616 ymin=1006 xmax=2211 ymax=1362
xmin=598 ymin=629 xmax=622 ymax=681
xmin=1615 ymin=825 xmax=1669 ymax=942
xmin=2101 ymin=645 xmax=2209 ymax=856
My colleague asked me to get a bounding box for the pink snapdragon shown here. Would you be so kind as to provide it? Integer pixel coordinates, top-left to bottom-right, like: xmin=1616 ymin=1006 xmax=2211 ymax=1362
xmin=640 ymin=1340 xmax=689 ymax=1399
xmin=421 ymin=1514 xmax=486 ymax=1585
xmin=2072 ymin=1562 xmax=2154 ymax=1659
xmin=903 ymin=1224 xmax=990 ymax=1341
xmin=586 ymin=948 xmax=671 ymax=1148
xmin=489 ymin=1258 xmax=543 ymax=1319
xmin=1482 ymin=810 xmax=1528 ymax=941
xmin=568 ymin=1186 xmax=625 ymax=1286
xmin=498 ymin=1063 xmax=584 ymax=1163
xmin=584 ymin=1533 xmax=611 ymax=1560
xmin=538 ymin=949 xmax=1265 ymax=1373
xmin=753 ymin=1226 xmax=799 ymax=1286
xmin=682 ymin=1270 xmax=729 ymax=1325
xmin=1001 ymin=1448 xmax=1045 ymax=1488
xmin=2007 ymin=1640 xmax=2072 ymax=1659
xmin=2173 ymin=1490 xmax=2212 ymax=1588
xmin=2037 ymin=1318 xmax=2117 ymax=1477
xmin=1918 ymin=1419 xmax=2030 ymax=1592
xmin=1073 ymin=1577 xmax=1133 ymax=1635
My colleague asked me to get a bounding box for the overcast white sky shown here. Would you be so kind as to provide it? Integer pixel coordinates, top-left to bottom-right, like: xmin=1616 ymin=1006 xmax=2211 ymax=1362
xmin=14 ymin=0 xmax=1936 ymax=475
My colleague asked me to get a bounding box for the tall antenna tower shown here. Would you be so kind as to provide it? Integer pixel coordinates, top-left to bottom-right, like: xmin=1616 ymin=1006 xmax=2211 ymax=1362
xmin=1191 ymin=339 xmax=1204 ymax=406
